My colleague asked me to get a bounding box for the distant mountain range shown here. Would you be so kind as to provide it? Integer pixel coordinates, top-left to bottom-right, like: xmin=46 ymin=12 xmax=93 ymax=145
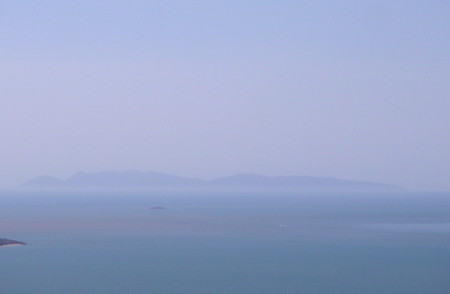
xmin=21 ymin=170 xmax=402 ymax=191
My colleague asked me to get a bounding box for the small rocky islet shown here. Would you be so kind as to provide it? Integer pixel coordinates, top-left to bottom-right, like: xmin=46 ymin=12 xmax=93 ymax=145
xmin=0 ymin=238 xmax=26 ymax=247
xmin=149 ymin=206 xmax=167 ymax=210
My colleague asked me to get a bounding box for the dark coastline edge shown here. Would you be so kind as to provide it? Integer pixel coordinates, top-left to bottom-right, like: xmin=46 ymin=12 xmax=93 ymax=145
xmin=0 ymin=238 xmax=26 ymax=247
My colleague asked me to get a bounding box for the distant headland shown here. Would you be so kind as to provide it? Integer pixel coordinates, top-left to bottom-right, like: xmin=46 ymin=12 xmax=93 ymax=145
xmin=20 ymin=170 xmax=403 ymax=191
xmin=0 ymin=238 xmax=26 ymax=247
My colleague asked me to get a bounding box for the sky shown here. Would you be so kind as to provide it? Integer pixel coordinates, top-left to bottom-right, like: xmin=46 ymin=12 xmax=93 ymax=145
xmin=0 ymin=0 xmax=449 ymax=190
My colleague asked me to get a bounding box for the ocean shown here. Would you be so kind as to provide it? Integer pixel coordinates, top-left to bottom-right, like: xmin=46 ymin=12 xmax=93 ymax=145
xmin=1 ymin=190 xmax=449 ymax=293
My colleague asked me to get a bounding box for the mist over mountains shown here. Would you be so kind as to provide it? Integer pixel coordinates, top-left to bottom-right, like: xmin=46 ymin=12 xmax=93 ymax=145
xmin=21 ymin=170 xmax=402 ymax=191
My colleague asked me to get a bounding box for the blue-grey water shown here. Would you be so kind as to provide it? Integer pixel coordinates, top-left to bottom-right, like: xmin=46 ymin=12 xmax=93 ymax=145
xmin=1 ymin=190 xmax=449 ymax=293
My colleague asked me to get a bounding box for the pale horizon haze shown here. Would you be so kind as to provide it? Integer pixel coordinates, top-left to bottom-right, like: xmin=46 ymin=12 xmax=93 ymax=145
xmin=1 ymin=1 xmax=449 ymax=190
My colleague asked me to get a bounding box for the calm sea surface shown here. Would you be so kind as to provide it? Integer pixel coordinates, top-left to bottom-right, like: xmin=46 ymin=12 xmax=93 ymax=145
xmin=1 ymin=190 xmax=449 ymax=293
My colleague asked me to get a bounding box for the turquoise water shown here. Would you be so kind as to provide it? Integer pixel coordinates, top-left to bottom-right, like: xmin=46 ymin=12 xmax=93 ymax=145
xmin=1 ymin=191 xmax=449 ymax=293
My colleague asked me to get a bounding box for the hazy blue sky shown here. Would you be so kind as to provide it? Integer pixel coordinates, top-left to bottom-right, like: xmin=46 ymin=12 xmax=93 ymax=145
xmin=1 ymin=1 xmax=449 ymax=190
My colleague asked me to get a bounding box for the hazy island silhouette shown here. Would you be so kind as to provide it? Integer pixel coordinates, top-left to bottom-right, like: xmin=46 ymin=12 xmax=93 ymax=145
xmin=20 ymin=170 xmax=402 ymax=191
xmin=0 ymin=238 xmax=25 ymax=247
